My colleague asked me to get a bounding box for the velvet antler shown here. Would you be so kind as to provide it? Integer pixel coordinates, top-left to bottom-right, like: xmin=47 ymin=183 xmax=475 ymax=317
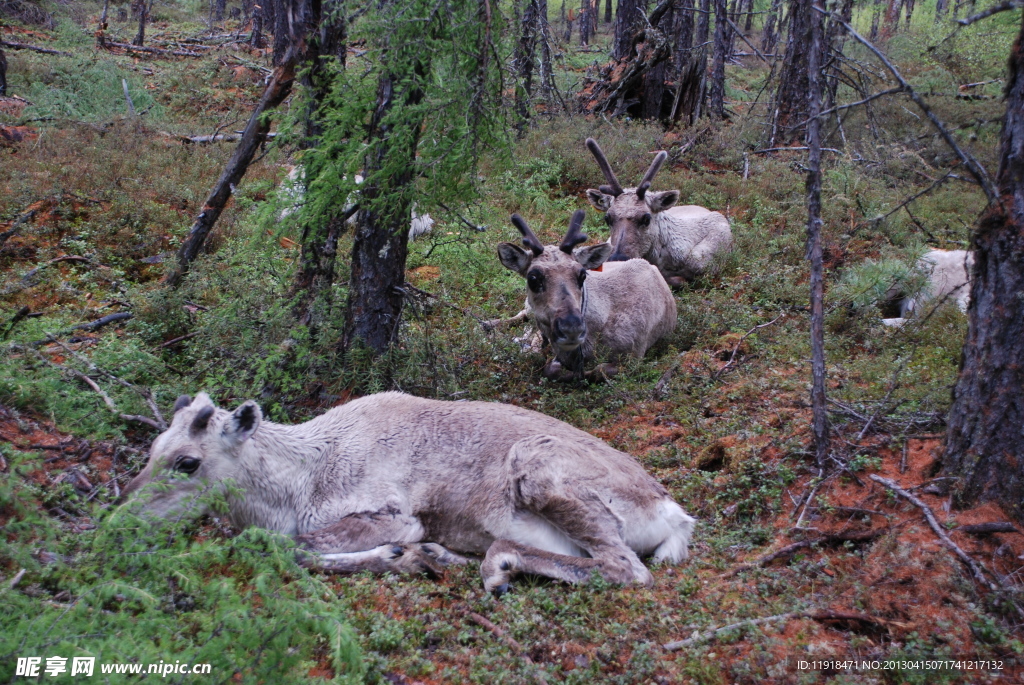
xmin=586 ymin=138 xmax=624 ymax=197
xmin=510 ymin=214 xmax=545 ymax=256
xmin=636 ymin=150 xmax=668 ymax=200
xmin=559 ymin=209 xmax=589 ymax=254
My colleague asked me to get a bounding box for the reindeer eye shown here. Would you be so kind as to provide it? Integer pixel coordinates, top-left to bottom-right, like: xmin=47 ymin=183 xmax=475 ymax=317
xmin=639 ymin=213 xmax=652 ymax=227
xmin=605 ymin=214 xmax=613 ymax=225
xmin=175 ymin=456 xmax=201 ymax=475
xmin=526 ymin=271 xmax=545 ymax=293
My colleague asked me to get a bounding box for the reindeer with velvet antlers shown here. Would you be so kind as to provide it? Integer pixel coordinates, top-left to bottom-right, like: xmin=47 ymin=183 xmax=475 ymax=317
xmin=496 ymin=209 xmax=677 ymax=379
xmin=585 ymin=138 xmax=733 ymax=286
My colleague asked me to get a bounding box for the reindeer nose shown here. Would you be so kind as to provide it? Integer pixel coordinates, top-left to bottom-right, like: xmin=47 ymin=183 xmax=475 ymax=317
xmin=553 ymin=315 xmax=586 ymax=348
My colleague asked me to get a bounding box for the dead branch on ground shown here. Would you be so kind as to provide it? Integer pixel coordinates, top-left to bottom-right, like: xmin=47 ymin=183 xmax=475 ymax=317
xmin=0 ymin=39 xmax=70 ymax=56
xmin=0 ymin=209 xmax=35 ymax=248
xmin=664 ymin=610 xmax=893 ymax=650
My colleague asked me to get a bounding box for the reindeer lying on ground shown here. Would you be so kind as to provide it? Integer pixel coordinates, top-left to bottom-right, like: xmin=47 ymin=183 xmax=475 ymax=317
xmin=882 ymin=249 xmax=974 ymax=326
xmin=584 ymin=138 xmax=733 ymax=286
xmin=496 ymin=210 xmax=677 ymax=379
xmin=123 ymin=392 xmax=695 ymax=593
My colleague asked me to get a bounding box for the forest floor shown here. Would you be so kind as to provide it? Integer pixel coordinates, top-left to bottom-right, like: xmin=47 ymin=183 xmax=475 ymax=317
xmin=2 ymin=3 xmax=1023 ymax=684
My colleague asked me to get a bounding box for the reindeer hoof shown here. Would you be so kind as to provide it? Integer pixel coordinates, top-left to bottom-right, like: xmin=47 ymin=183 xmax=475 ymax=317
xmin=388 ymin=544 xmax=446 ymax=578
xmin=542 ymin=359 xmax=563 ymax=379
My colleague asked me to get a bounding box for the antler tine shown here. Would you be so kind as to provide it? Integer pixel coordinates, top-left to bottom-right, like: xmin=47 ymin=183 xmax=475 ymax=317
xmin=510 ymin=214 xmax=545 ymax=256
xmin=559 ymin=209 xmax=589 ymax=254
xmin=636 ymin=150 xmax=668 ymax=200
xmin=586 ymin=138 xmax=624 ymax=196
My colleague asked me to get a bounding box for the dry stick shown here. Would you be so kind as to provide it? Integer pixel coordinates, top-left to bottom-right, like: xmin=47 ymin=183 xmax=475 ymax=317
xmin=869 ymin=475 xmax=1017 ymax=603
xmin=103 ymin=40 xmax=202 ymax=57
xmin=466 ymin=613 xmax=548 ymax=685
xmin=44 ymin=335 xmax=167 ymax=429
xmin=959 ymin=522 xmax=1020 ymax=535
xmin=0 ymin=209 xmax=35 ymax=248
xmin=14 ymin=345 xmax=162 ymax=430
xmin=867 ymin=168 xmax=959 ymax=227
xmin=958 ymin=0 xmax=1023 ymax=25
xmin=723 ymin=529 xmax=885 ymax=578
xmin=664 ymin=610 xmax=893 ymax=650
xmin=818 ymin=8 xmax=999 ymax=204
xmin=713 ymin=313 xmax=785 ymax=379
xmin=723 ymin=15 xmax=770 ymax=63
xmin=752 ymin=146 xmax=842 ymax=154
xmin=0 ymin=39 xmax=71 ymax=56
xmin=155 ymin=331 xmax=200 ymax=349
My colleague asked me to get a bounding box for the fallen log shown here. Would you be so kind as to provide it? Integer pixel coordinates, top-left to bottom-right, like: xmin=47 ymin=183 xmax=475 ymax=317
xmin=103 ymin=40 xmax=202 ymax=57
xmin=0 ymin=39 xmax=71 ymax=57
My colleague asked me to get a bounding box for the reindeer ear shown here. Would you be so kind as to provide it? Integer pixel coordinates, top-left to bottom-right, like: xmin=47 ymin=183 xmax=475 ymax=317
xmin=497 ymin=243 xmax=532 ymax=276
xmin=645 ymin=190 xmax=679 ymax=213
xmin=575 ymin=243 xmax=614 ymax=270
xmin=586 ymin=189 xmax=613 ymax=211
xmin=223 ymin=401 xmax=262 ymax=447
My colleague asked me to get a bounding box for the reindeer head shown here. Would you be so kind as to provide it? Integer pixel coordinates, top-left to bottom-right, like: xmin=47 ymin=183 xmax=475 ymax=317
xmin=121 ymin=393 xmax=262 ymax=519
xmin=584 ymin=138 xmax=680 ymax=262
xmin=497 ymin=210 xmax=612 ymax=354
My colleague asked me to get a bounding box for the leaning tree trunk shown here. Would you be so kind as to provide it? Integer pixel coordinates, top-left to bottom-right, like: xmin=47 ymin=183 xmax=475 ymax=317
xmin=342 ymin=66 xmax=428 ymax=354
xmin=709 ymin=0 xmax=728 ymax=118
xmin=942 ymin=13 xmax=1024 ymax=525
xmin=770 ymin=0 xmax=813 ymax=145
xmin=642 ymin=0 xmax=675 ymax=119
xmin=804 ymin=0 xmax=828 ymax=469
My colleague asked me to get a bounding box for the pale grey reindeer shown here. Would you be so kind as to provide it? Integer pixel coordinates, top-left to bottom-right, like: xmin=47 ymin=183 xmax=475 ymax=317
xmin=496 ymin=210 xmax=677 ymax=379
xmin=881 ymin=249 xmax=974 ymax=327
xmin=584 ymin=138 xmax=733 ymax=286
xmin=123 ymin=392 xmax=695 ymax=593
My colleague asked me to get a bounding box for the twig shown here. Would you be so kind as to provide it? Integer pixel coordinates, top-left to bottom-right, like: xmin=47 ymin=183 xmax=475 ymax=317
xmin=713 ymin=314 xmax=785 ymax=379
xmin=467 ymin=613 xmax=548 ymax=684
xmin=397 ymin=283 xmax=486 ymax=325
xmin=724 ymin=529 xmax=884 ymax=578
xmin=155 ymin=331 xmax=199 ymax=349
xmin=817 ymin=8 xmax=998 ymax=204
xmin=958 ymin=522 xmax=1019 ymax=535
xmin=0 ymin=209 xmax=36 ymax=249
xmin=71 ymin=312 xmax=133 ymax=333
xmin=958 ymin=0 xmax=1023 ymax=25
xmin=0 ymin=39 xmax=71 ymax=56
xmin=752 ymin=146 xmax=841 ymax=154
xmin=103 ymin=40 xmax=202 ymax=57
xmin=723 ymin=16 xmax=770 ymax=63
xmin=869 ymin=476 xmax=1004 ymax=594
xmin=664 ymin=609 xmax=893 ymax=650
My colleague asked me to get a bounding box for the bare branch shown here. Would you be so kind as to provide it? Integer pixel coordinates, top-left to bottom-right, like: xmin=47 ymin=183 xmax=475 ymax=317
xmin=959 ymin=0 xmax=1024 ymax=26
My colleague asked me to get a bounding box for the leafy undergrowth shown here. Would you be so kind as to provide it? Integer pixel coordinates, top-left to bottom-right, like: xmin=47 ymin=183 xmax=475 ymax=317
xmin=3 ymin=5 xmax=1024 ymax=684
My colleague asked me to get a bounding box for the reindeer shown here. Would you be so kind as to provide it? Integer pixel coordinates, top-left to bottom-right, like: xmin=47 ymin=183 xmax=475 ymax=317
xmin=123 ymin=392 xmax=696 ymax=593
xmin=881 ymin=249 xmax=974 ymax=326
xmin=584 ymin=138 xmax=733 ymax=286
xmin=496 ymin=210 xmax=677 ymax=379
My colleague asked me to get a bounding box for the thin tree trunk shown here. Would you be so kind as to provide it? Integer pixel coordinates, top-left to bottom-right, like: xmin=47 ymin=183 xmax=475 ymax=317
xmin=215 ymin=0 xmax=227 ymax=21
xmin=762 ymin=0 xmax=782 ymax=53
xmin=613 ymin=0 xmax=645 ymax=59
xmin=342 ymin=64 xmax=428 ymax=354
xmin=710 ymin=0 xmax=728 ymax=118
xmin=165 ymin=55 xmax=298 ymax=287
xmin=605 ymin=0 xmax=613 ymax=22
xmin=674 ymin=0 xmax=694 ymax=71
xmin=883 ymin=0 xmax=902 ymax=36
xmin=726 ymin=0 xmax=739 ymax=57
xmin=515 ymin=0 xmax=540 ymax=131
xmin=870 ymin=0 xmax=882 ymax=39
xmin=580 ymin=0 xmax=592 ymax=44
xmin=743 ymin=0 xmax=754 ymax=31
xmin=538 ymin=0 xmax=556 ymax=105
xmin=943 ymin=13 xmax=1024 ymax=525
xmin=805 ymin=0 xmax=828 ymax=469
xmin=132 ymin=0 xmax=146 ymax=46
xmin=0 ymin=48 xmax=6 ymax=97
xmin=935 ymin=0 xmax=948 ymax=20
xmin=250 ymin=3 xmax=265 ymax=47
xmin=695 ymin=0 xmax=710 ymax=48
xmin=903 ymin=0 xmax=915 ymax=29
xmin=770 ymin=0 xmax=812 ymax=144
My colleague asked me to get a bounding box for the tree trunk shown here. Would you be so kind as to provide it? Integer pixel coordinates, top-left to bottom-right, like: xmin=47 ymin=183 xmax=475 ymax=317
xmin=770 ymin=0 xmax=812 ymax=144
xmin=883 ymin=0 xmax=903 ymax=37
xmin=695 ymin=0 xmax=710 ymax=49
xmin=580 ymin=0 xmax=592 ymax=44
xmin=132 ymin=0 xmax=146 ymax=46
xmin=613 ymin=0 xmax=645 ymax=59
xmin=605 ymin=0 xmax=613 ymax=22
xmin=870 ymin=0 xmax=881 ymax=39
xmin=215 ymin=0 xmax=227 ymax=21
xmin=903 ymin=0 xmax=915 ymax=29
xmin=743 ymin=0 xmax=754 ymax=31
xmin=291 ymin=0 xmax=349 ymax=328
xmin=342 ymin=64 xmax=428 ymax=354
xmin=935 ymin=0 xmax=948 ymax=20
xmin=674 ymin=0 xmax=694 ymax=71
xmin=943 ymin=13 xmax=1024 ymax=525
xmin=725 ymin=0 xmax=739 ymax=58
xmin=273 ymin=0 xmax=292 ymax=65
xmin=709 ymin=0 xmax=728 ymax=118
xmin=165 ymin=56 xmax=298 ymax=287
xmin=761 ymin=0 xmax=782 ymax=53
xmin=250 ymin=3 xmax=265 ymax=47
xmin=538 ymin=0 xmax=556 ymax=105
xmin=0 ymin=48 xmax=7 ymax=97
xmin=515 ymin=0 xmax=540 ymax=132
xmin=804 ymin=0 xmax=828 ymax=469
xmin=642 ymin=0 xmax=675 ymax=119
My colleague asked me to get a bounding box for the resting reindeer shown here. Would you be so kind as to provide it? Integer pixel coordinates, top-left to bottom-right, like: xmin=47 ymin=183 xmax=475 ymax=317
xmin=881 ymin=249 xmax=974 ymax=326
xmin=584 ymin=138 xmax=733 ymax=286
xmin=497 ymin=210 xmax=677 ymax=379
xmin=123 ymin=392 xmax=695 ymax=594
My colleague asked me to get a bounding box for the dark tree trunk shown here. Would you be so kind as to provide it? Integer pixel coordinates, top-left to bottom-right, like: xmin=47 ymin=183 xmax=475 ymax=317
xmin=250 ymin=3 xmax=265 ymax=47
xmin=695 ymin=0 xmax=710 ymax=49
xmin=761 ymin=0 xmax=782 ymax=53
xmin=538 ymin=0 xmax=555 ymax=105
xmin=903 ymin=0 xmax=915 ymax=29
xmin=580 ymin=0 xmax=592 ymax=44
xmin=605 ymin=0 xmax=613 ymax=22
xmin=0 ymin=48 xmax=6 ymax=97
xmin=883 ymin=0 xmax=902 ymax=36
xmin=674 ymin=0 xmax=694 ymax=71
xmin=804 ymin=0 xmax=828 ymax=469
xmin=725 ymin=0 xmax=739 ymax=57
xmin=743 ymin=0 xmax=753 ymax=31
xmin=870 ymin=0 xmax=881 ymax=39
xmin=943 ymin=14 xmax=1024 ymax=525
xmin=274 ymin=0 xmax=292 ymax=65
xmin=822 ymin=0 xmax=853 ymax=110
xmin=770 ymin=0 xmax=812 ymax=144
xmin=613 ymin=0 xmax=645 ymax=59
xmin=342 ymin=65 xmax=428 ymax=354
xmin=132 ymin=0 xmax=146 ymax=46
xmin=291 ymin=0 xmax=349 ymax=327
xmin=642 ymin=0 xmax=675 ymax=119
xmin=935 ymin=0 xmax=948 ymax=20
xmin=215 ymin=0 xmax=227 ymax=21
xmin=709 ymin=0 xmax=728 ymax=118
xmin=515 ymin=0 xmax=540 ymax=132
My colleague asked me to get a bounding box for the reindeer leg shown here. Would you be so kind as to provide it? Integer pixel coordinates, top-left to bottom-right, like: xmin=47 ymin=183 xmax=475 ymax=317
xmin=295 ymin=509 xmax=467 ymax=577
